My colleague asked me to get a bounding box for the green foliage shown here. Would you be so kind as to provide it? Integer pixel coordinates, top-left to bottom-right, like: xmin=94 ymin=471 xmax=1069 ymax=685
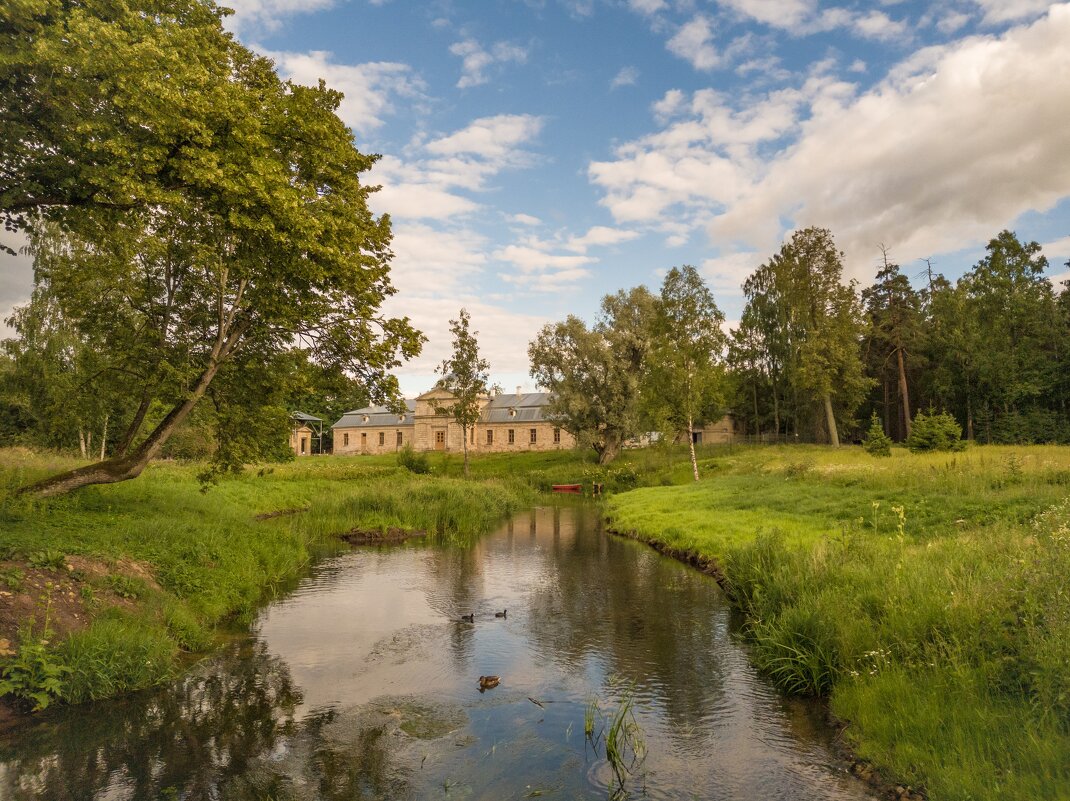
xmin=396 ymin=444 xmax=431 ymax=474
xmin=0 ymin=566 xmax=25 ymax=591
xmin=59 ymin=615 xmax=178 ymax=703
xmin=0 ymin=630 xmax=71 ymax=712
xmin=2 ymin=0 xmax=424 ymax=496
xmin=862 ymin=415 xmax=893 ymax=457
xmin=529 ymin=287 xmax=658 ymax=464
xmin=434 ymin=309 xmax=493 ymax=476
xmin=27 ymin=549 xmax=66 ymax=571
xmin=906 ymin=408 xmax=966 ymax=452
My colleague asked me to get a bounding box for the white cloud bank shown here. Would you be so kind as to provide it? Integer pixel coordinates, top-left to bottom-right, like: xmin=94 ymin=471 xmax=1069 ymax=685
xmin=591 ymin=5 xmax=1070 ymax=283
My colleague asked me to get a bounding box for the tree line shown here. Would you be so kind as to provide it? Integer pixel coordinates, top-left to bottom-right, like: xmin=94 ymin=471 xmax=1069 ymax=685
xmin=528 ymin=227 xmax=1070 ymax=469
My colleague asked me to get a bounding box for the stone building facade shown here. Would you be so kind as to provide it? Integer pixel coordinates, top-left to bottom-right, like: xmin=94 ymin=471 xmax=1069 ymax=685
xmin=332 ymin=387 xmax=577 ymax=456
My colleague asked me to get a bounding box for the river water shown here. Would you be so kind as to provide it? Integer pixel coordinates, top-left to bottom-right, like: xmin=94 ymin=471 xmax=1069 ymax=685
xmin=0 ymin=505 xmax=875 ymax=800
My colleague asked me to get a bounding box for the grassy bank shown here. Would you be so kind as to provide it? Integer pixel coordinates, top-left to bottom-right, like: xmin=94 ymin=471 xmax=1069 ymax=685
xmin=605 ymin=444 xmax=1070 ymax=801
xmin=0 ymin=449 xmax=550 ymax=711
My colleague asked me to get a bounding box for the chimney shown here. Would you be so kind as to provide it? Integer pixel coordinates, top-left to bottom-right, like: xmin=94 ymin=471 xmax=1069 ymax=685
xmin=516 ymin=385 xmax=523 ymax=402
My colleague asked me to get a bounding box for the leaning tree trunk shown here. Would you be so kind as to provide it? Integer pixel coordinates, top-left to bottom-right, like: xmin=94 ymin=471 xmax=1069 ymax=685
xmin=687 ymin=413 xmax=699 ymax=482
xmin=823 ymin=393 xmax=840 ymax=447
xmin=21 ymin=361 xmax=223 ymax=498
xmin=896 ymin=347 xmax=911 ymax=439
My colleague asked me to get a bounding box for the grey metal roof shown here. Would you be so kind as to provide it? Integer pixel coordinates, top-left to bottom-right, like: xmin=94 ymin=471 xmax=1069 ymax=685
xmin=481 ymin=392 xmax=556 ymax=424
xmin=333 ymin=399 xmax=417 ymax=429
xmin=291 ymin=411 xmax=323 ymax=423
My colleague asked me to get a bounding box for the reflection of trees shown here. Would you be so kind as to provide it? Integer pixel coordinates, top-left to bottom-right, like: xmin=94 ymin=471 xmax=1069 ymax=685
xmin=525 ymin=508 xmax=730 ymax=733
xmin=0 ymin=640 xmax=414 ymax=801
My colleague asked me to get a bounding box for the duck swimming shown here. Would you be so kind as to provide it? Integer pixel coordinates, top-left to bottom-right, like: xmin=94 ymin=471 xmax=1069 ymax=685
xmin=478 ymin=675 xmax=501 ymax=692
xmin=494 ymin=609 xmax=507 ymax=618
xmin=459 ymin=613 xmax=474 ymax=623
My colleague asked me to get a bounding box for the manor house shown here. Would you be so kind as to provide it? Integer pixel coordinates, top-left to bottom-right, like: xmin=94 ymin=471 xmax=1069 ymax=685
xmin=332 ymin=385 xmax=577 ymax=455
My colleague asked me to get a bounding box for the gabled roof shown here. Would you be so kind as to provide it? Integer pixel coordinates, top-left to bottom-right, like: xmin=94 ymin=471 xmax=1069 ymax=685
xmin=333 ymin=399 xmax=417 ymax=429
xmin=481 ymin=392 xmax=555 ymax=424
xmin=291 ymin=411 xmax=323 ymax=422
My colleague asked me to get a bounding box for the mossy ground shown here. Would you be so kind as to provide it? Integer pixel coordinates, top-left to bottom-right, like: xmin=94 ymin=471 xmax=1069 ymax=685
xmin=606 ymin=444 xmax=1070 ymax=801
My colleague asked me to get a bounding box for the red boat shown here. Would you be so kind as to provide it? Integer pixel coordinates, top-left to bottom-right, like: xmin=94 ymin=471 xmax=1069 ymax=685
xmin=551 ymin=483 xmax=583 ymax=494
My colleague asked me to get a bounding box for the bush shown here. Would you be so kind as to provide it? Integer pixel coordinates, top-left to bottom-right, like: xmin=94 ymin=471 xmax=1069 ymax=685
xmin=906 ymin=408 xmax=966 ymax=453
xmin=396 ymin=444 xmax=430 ymax=474
xmin=863 ymin=415 xmax=893 ymax=457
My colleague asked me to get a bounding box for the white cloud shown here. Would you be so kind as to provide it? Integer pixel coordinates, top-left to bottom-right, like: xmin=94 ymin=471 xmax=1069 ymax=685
xmin=652 ymin=89 xmax=688 ymax=122
xmin=937 ymin=11 xmax=973 ymax=33
xmin=369 ymin=115 xmax=545 ymax=222
xmin=426 ymin=114 xmax=544 ymax=161
xmin=591 ymin=7 xmax=1070 ymax=278
xmin=700 ymin=251 xmax=761 ymax=295
xmin=262 ymin=50 xmax=424 ymax=135
xmin=509 ymin=213 xmax=543 ymax=226
xmin=565 ymin=226 xmax=641 ymax=252
xmin=718 ymin=0 xmax=815 ymax=28
xmin=450 ymin=38 xmax=529 ymax=89
xmin=667 ymin=15 xmax=721 ymax=71
xmin=224 ymin=0 xmax=338 ymax=33
xmin=850 ymin=10 xmax=910 ymax=40
xmin=1041 ymin=235 xmax=1070 ymax=266
xmin=629 ymin=0 xmax=667 ymax=14
xmin=972 ymin=0 xmax=1054 ymax=24
xmin=611 ymin=66 xmax=640 ymax=89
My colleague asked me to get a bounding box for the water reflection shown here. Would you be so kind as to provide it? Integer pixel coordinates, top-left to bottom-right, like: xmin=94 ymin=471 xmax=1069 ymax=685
xmin=0 ymin=506 xmax=875 ymax=800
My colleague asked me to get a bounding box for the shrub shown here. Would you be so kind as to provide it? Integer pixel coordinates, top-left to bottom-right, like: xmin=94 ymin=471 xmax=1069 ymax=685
xmin=396 ymin=444 xmax=430 ymax=474
xmin=863 ymin=414 xmax=893 ymax=457
xmin=906 ymin=408 xmax=966 ymax=453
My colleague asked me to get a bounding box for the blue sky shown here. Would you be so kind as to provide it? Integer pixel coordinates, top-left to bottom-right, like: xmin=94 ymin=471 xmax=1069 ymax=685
xmin=3 ymin=0 xmax=1070 ymax=397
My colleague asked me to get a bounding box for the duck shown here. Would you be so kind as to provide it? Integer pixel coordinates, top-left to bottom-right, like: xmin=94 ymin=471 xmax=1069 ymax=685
xmin=478 ymin=675 xmax=501 ymax=692
xmin=494 ymin=609 xmax=507 ymax=618
xmin=459 ymin=613 xmax=474 ymax=623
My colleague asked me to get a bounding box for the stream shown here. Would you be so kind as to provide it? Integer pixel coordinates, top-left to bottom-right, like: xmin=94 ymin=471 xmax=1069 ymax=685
xmin=0 ymin=505 xmax=876 ymax=800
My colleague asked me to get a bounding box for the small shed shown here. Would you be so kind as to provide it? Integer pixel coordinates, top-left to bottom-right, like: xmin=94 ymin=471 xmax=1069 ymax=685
xmin=290 ymin=412 xmax=324 ymax=456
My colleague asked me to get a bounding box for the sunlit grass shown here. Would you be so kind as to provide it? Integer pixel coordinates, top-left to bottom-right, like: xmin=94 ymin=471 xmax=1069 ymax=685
xmin=606 ymin=443 xmax=1070 ymax=801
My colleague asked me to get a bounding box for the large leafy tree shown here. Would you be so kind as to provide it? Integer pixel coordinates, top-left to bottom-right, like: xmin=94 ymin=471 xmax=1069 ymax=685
xmin=3 ymin=0 xmax=423 ymax=496
xmin=740 ymin=227 xmax=869 ymax=445
xmin=861 ymin=252 xmax=923 ymax=440
xmin=529 ymin=287 xmax=657 ymax=464
xmin=435 ymin=309 xmax=493 ymax=477
xmin=646 ymin=266 xmax=726 ymax=481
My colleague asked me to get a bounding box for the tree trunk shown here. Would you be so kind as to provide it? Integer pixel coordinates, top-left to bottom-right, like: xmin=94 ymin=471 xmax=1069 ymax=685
xmin=99 ymin=414 xmax=108 ymax=461
xmin=896 ymin=347 xmax=911 ymax=439
xmin=22 ymin=360 xmax=223 ymax=497
xmin=823 ymin=393 xmax=840 ymax=447
xmin=462 ymin=424 xmax=469 ymax=478
xmin=115 ymin=396 xmax=152 ymax=457
xmin=752 ymin=383 xmax=759 ymax=437
xmin=688 ymin=414 xmax=699 ymax=482
xmin=597 ymin=435 xmax=622 ymax=465
xmin=78 ymin=428 xmax=87 ymax=459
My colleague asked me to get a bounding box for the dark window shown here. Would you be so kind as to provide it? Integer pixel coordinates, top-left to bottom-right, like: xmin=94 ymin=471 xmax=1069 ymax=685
xmin=343 ymin=433 xmax=349 ymax=446
xmin=529 ymin=428 xmax=537 ymax=444
xmin=397 ymin=431 xmax=403 ymax=446
xmin=508 ymin=429 xmax=515 ymax=445
xmin=487 ymin=429 xmax=494 ymax=445
xmin=379 ymin=431 xmax=385 ymax=446
xmin=553 ymin=428 xmax=561 ymax=444
xmin=361 ymin=433 xmax=367 ymax=449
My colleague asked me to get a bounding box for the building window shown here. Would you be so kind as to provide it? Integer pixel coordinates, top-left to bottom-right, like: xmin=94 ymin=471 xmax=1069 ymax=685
xmin=361 ymin=433 xmax=367 ymax=447
xmin=486 ymin=430 xmax=494 ymax=445
xmin=508 ymin=429 xmax=515 ymax=445
xmin=529 ymin=428 xmax=537 ymax=444
xmin=471 ymin=427 xmax=475 ymax=444
xmin=343 ymin=433 xmax=349 ymax=447
xmin=379 ymin=431 xmax=385 ymax=446
xmin=553 ymin=428 xmax=561 ymax=444
xmin=397 ymin=431 xmax=403 ymax=446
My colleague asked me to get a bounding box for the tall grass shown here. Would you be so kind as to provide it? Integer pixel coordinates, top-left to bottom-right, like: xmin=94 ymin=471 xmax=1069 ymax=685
xmin=606 ymin=444 xmax=1070 ymax=801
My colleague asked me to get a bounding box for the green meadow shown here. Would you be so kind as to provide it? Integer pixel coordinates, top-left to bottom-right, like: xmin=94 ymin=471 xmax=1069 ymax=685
xmin=606 ymin=444 xmax=1070 ymax=801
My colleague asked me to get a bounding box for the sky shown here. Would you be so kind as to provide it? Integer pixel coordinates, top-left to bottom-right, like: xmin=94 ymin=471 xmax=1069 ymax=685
xmin=3 ymin=0 xmax=1070 ymax=398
